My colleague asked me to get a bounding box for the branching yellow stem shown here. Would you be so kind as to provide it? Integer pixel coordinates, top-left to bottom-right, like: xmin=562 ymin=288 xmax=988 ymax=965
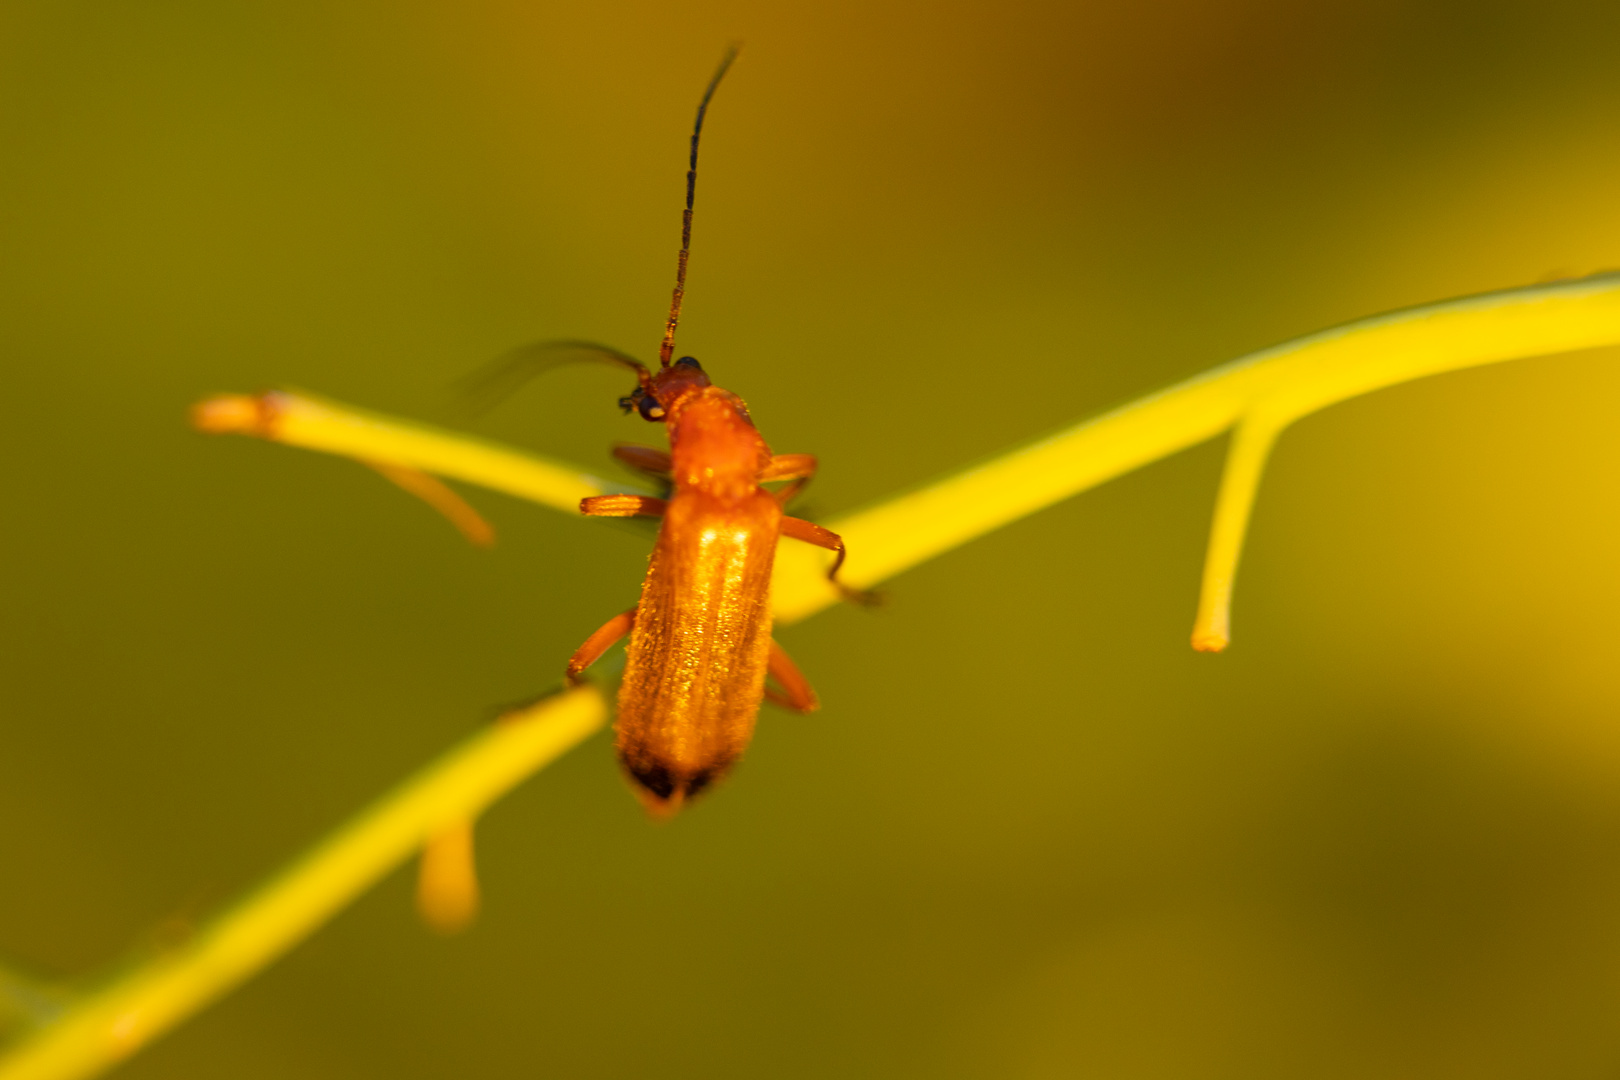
xmin=18 ymin=272 xmax=1610 ymax=1080
xmin=1190 ymin=411 xmax=1287 ymax=652
xmin=772 ymin=272 xmax=1620 ymax=623
xmin=0 ymin=686 xmax=605 ymax=1080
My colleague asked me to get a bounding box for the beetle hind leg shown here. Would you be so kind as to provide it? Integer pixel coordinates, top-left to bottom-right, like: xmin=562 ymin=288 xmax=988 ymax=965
xmin=765 ymin=638 xmax=819 ymax=713
xmin=567 ymin=608 xmax=637 ymax=685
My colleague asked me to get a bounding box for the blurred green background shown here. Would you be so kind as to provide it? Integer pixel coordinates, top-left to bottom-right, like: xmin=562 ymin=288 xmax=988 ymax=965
xmin=2 ymin=1 xmax=1620 ymax=1076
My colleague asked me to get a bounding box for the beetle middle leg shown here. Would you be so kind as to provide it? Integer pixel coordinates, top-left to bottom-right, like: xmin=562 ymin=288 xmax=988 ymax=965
xmin=780 ymin=515 xmax=879 ymax=606
xmin=765 ymin=638 xmax=819 ymax=712
xmin=760 ymin=453 xmax=818 ymax=507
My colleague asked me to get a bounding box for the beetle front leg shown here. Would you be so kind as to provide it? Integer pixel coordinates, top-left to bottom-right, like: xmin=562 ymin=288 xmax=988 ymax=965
xmin=580 ymin=495 xmax=668 ymax=518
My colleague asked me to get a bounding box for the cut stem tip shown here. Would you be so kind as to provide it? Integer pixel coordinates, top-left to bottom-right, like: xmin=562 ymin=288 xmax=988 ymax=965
xmin=190 ymin=394 xmax=264 ymax=435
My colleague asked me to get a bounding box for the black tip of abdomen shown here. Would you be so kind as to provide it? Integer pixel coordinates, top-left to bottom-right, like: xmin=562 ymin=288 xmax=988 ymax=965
xmin=626 ymin=759 xmax=726 ymax=814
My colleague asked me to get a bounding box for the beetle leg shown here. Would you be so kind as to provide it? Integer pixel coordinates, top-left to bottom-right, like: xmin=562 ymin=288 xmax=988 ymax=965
xmin=760 ymin=453 xmax=818 ymax=507
xmin=611 ymin=443 xmax=673 ymax=479
xmin=580 ymin=494 xmax=668 ymax=518
xmin=761 ymin=453 xmax=816 ymax=480
xmin=780 ymin=515 xmax=880 ymax=606
xmin=566 ymin=607 xmax=637 ymax=686
xmin=764 ymin=638 xmax=819 ymax=713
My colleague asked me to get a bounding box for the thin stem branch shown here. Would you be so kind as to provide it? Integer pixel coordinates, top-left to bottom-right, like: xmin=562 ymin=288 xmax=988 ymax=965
xmin=1191 ymin=411 xmax=1287 ymax=652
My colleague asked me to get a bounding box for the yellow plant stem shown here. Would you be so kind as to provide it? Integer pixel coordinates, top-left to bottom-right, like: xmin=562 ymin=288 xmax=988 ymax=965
xmin=0 ymin=686 xmax=605 ymax=1080
xmin=192 ymin=389 xmax=632 ymax=514
xmin=772 ymin=272 xmax=1620 ymax=626
xmin=193 ymin=276 xmax=1620 ymax=638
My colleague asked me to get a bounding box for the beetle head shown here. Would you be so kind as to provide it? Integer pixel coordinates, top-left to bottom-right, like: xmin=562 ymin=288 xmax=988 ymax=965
xmin=619 ymin=356 xmax=710 ymax=422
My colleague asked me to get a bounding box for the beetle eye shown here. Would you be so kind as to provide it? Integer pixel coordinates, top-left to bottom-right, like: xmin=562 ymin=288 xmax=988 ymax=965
xmin=637 ymin=394 xmax=666 ymax=421
xmin=674 ymin=356 xmax=703 ymax=371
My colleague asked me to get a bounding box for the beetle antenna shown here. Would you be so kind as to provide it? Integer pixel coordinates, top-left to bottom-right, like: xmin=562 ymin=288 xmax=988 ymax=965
xmin=658 ymin=45 xmax=739 ymax=368
xmin=456 ymin=339 xmax=650 ymax=417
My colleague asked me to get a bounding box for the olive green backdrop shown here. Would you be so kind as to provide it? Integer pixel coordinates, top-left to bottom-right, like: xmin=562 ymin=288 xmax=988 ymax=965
xmin=2 ymin=1 xmax=1620 ymax=1077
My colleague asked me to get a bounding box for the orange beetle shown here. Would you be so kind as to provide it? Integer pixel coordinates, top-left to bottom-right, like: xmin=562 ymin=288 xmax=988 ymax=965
xmin=555 ymin=50 xmax=864 ymax=814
